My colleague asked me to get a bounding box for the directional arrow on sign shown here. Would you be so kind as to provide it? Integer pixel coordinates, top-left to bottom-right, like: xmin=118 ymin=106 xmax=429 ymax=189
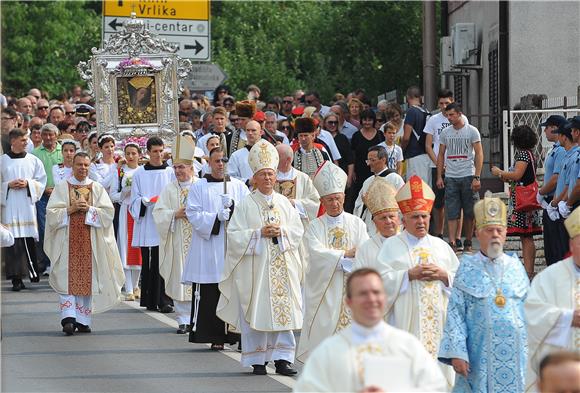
xmin=184 ymin=40 xmax=204 ymax=55
xmin=108 ymin=18 xmax=123 ymax=31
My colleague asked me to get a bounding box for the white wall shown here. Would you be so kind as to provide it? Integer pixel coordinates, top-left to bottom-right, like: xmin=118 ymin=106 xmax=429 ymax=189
xmin=508 ymin=1 xmax=580 ymax=106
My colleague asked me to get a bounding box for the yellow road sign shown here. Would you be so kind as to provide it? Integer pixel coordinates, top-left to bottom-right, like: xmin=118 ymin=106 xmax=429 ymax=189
xmin=103 ymin=0 xmax=209 ymax=21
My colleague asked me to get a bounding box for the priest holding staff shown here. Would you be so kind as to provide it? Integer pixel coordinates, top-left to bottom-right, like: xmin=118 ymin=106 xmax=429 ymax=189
xmin=217 ymin=139 xmax=304 ymax=376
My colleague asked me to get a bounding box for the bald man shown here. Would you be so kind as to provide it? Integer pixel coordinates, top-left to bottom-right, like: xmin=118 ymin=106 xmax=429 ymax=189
xmin=276 ymin=144 xmax=320 ymax=227
xmin=227 ymin=120 xmax=263 ymax=187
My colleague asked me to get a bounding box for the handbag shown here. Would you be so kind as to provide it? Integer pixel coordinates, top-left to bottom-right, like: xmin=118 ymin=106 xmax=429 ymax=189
xmin=514 ymin=150 xmax=541 ymax=212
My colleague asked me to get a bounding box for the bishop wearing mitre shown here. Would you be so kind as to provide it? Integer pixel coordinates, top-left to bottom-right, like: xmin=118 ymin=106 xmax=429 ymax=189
xmin=217 ymin=139 xmax=305 ymax=376
xmin=153 ymin=134 xmax=197 ymax=334
xmin=356 ymin=177 xmax=401 ymax=267
xmin=375 ymin=175 xmax=459 ymax=388
xmin=297 ymin=161 xmax=369 ymax=363
xmin=45 ymin=152 xmax=125 ymax=336
xmin=524 ymin=206 xmax=580 ymax=392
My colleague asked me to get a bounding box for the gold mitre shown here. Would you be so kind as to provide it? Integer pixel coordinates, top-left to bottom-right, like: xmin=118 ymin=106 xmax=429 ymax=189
xmin=366 ymin=177 xmax=399 ymax=216
xmin=172 ymin=133 xmax=196 ymax=165
xmin=564 ymin=206 xmax=580 ymax=238
xmin=312 ymin=161 xmax=347 ymax=197
xmin=248 ymin=139 xmax=279 ymax=174
xmin=129 ymin=76 xmax=153 ymax=90
xmin=474 ymin=192 xmax=507 ymax=229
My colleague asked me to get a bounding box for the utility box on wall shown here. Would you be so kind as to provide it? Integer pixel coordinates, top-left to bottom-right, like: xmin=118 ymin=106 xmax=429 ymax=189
xmin=452 ymin=23 xmax=478 ymax=66
xmin=440 ymin=36 xmax=454 ymax=73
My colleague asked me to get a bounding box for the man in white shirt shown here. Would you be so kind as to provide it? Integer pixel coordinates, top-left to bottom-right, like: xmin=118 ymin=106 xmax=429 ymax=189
xmin=295 ymin=268 xmax=447 ymax=392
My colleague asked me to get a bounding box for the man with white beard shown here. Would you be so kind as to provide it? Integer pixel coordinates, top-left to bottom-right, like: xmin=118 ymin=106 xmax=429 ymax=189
xmin=439 ymin=192 xmax=529 ymax=392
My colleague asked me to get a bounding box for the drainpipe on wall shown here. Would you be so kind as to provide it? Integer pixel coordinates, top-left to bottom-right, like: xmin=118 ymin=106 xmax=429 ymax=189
xmin=422 ymin=1 xmax=437 ymax=110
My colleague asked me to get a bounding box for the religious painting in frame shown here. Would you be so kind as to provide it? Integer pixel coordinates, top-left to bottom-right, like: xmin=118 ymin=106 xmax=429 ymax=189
xmin=78 ymin=14 xmax=192 ymax=144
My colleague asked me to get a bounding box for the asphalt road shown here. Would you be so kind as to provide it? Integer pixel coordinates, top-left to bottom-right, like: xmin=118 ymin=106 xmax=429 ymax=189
xmin=1 ymin=279 xmax=298 ymax=393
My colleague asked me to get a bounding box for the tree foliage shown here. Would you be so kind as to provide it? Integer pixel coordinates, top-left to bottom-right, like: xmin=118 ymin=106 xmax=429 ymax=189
xmin=1 ymin=1 xmax=101 ymax=98
xmin=211 ymin=1 xmax=426 ymax=103
xmin=1 ymin=1 xmax=427 ymax=104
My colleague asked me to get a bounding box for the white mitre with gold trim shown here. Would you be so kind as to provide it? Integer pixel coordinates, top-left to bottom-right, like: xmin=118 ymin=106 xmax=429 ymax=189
xmin=312 ymin=161 xmax=347 ymax=197
xmin=172 ymin=133 xmax=196 ymax=165
xmin=248 ymin=139 xmax=279 ymax=174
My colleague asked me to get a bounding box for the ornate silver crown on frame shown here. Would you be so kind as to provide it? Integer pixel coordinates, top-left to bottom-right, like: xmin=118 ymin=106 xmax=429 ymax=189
xmin=77 ymin=13 xmax=192 ymax=144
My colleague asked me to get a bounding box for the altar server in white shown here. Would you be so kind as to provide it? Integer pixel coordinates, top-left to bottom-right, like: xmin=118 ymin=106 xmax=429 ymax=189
xmin=1 ymin=129 xmax=46 ymax=291
xmin=297 ymin=161 xmax=369 ymax=363
xmin=524 ymin=206 xmax=580 ymax=392
xmin=153 ymin=134 xmax=197 ymax=334
xmin=294 ymin=268 xmax=448 ymax=392
xmin=183 ymin=146 xmax=249 ymax=349
xmin=217 ymin=139 xmax=304 ymax=376
xmin=129 ymin=136 xmax=175 ymax=313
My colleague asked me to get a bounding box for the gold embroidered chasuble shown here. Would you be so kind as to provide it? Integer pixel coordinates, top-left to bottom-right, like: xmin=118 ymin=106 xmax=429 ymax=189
xmin=46 ymin=178 xmax=125 ymax=313
xmin=296 ymin=212 xmax=369 ymax=362
xmin=374 ymin=231 xmax=459 ymax=387
xmin=67 ymin=183 xmax=93 ymax=296
xmin=217 ymin=191 xmax=304 ymax=332
xmin=153 ymin=180 xmax=196 ymax=302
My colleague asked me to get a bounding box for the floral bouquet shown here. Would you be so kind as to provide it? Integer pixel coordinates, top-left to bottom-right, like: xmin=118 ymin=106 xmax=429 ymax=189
xmin=117 ymin=57 xmax=153 ymax=70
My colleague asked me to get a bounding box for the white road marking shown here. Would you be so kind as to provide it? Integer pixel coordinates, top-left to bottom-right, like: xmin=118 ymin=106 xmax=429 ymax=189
xmin=124 ymin=300 xmax=295 ymax=389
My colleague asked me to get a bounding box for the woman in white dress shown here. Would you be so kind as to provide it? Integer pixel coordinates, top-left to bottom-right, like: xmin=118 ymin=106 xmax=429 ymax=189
xmin=89 ymin=134 xmax=117 ymax=190
xmin=109 ymin=142 xmax=143 ymax=300
xmin=52 ymin=139 xmax=78 ymax=185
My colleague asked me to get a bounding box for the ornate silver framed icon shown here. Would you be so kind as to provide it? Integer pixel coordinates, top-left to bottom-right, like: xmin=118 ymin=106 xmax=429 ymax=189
xmin=78 ymin=13 xmax=192 ymax=143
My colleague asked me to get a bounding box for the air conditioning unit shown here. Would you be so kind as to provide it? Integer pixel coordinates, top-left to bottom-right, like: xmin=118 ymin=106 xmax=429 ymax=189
xmin=440 ymin=36 xmax=454 ymax=73
xmin=452 ymin=23 xmax=478 ymax=66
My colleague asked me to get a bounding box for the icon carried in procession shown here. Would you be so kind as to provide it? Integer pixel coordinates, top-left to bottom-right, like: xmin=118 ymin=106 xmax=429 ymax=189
xmin=78 ymin=12 xmax=193 ymax=144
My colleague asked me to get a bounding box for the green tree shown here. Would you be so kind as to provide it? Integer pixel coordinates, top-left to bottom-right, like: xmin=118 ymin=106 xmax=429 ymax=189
xmin=211 ymin=1 xmax=426 ymax=104
xmin=1 ymin=1 xmax=101 ymax=98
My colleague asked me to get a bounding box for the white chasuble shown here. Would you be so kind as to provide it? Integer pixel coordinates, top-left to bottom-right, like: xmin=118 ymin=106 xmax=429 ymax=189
xmin=45 ymin=178 xmax=125 ymax=313
xmin=153 ymin=180 xmax=196 ymax=302
xmin=524 ymin=257 xmax=579 ymax=392
xmin=0 ymin=153 xmax=46 ymax=239
xmin=357 ymin=233 xmax=387 ymax=268
xmin=217 ymin=191 xmax=304 ymax=332
xmin=375 ymin=232 xmax=459 ymax=387
xmin=297 ymin=212 xmax=369 ymax=362
xmin=294 ymin=321 xmax=448 ymax=393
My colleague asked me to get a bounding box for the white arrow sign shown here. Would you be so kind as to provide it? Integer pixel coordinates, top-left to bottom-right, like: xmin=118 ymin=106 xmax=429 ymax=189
xmin=185 ymin=63 xmax=228 ymax=91
xmin=102 ymin=16 xmax=210 ymax=61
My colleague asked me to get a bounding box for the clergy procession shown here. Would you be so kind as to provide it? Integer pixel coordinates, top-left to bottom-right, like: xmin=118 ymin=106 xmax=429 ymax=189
xmin=2 ymin=106 xmax=580 ymax=392
xmin=1 ymin=13 xmax=580 ymax=392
